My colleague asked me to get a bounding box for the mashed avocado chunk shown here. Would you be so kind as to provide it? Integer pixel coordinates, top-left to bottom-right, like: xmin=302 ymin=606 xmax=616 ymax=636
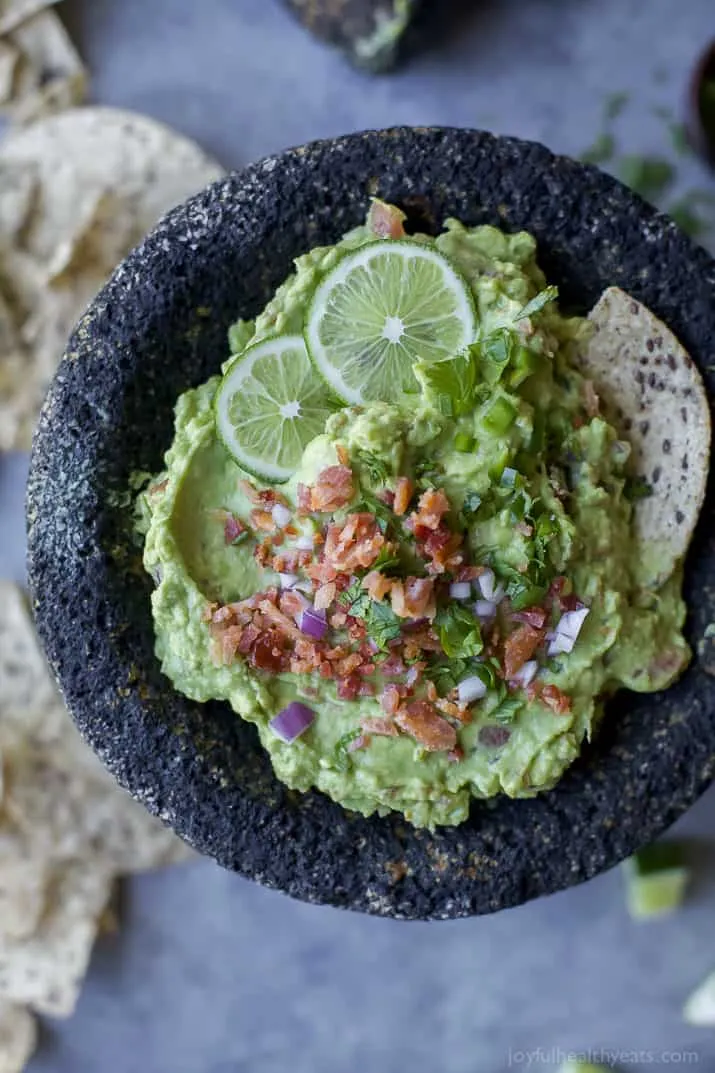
xmin=140 ymin=208 xmax=693 ymax=829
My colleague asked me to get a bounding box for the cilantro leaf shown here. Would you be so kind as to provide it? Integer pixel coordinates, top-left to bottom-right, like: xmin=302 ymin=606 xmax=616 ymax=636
xmin=435 ymin=605 xmax=483 ymax=660
xmin=492 ymin=696 xmax=524 ymax=725
xmin=334 ymin=729 xmax=363 ymax=772
xmin=479 ymin=328 xmax=515 ymax=367
xmin=515 ymin=286 xmax=559 ymax=322
xmin=355 ymin=450 xmax=391 ymax=486
xmin=365 ymin=600 xmax=403 ymax=649
xmin=413 ymin=350 xmax=476 ymax=418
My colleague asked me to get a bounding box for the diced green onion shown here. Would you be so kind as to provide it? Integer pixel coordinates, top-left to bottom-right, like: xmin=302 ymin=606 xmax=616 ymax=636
xmin=509 ymin=345 xmax=540 ymax=388
xmin=483 ymin=395 xmax=517 ymax=434
xmin=623 ymin=841 xmax=689 ymax=920
xmin=454 ymin=432 xmax=475 ymax=453
xmin=500 ymin=466 xmax=519 ymax=488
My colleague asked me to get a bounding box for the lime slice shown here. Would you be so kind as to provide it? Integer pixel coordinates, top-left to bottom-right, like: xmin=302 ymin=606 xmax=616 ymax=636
xmin=305 ymin=240 xmax=477 ymax=405
xmin=623 ymin=842 xmax=689 ymax=920
xmin=684 ymin=970 xmax=715 ymax=1026
xmin=215 ymin=334 xmax=336 ymax=483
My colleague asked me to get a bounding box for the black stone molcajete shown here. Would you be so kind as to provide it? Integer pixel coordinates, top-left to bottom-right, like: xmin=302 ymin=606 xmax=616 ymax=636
xmin=27 ymin=128 xmax=715 ymax=920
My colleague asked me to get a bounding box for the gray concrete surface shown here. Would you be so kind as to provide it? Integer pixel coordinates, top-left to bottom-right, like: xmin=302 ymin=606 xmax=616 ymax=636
xmin=2 ymin=0 xmax=715 ymax=1068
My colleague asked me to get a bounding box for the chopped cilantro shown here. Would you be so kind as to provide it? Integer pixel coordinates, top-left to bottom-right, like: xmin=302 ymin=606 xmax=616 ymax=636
xmin=428 ymin=658 xmax=468 ymax=695
xmin=435 ymin=605 xmax=483 ymax=659
xmin=479 ymin=328 xmax=514 ymax=366
xmin=507 ymin=580 xmax=548 ymax=611
xmin=491 ymin=696 xmax=524 ymax=725
xmin=372 ymin=547 xmax=403 ymax=575
xmin=352 ymin=489 xmax=397 ymax=534
xmin=356 ymin=450 xmax=391 ymax=486
xmin=334 ymin=729 xmax=363 ymax=772
xmin=230 ymin=530 xmax=250 ymax=547
xmin=515 ymin=285 xmax=558 ymax=321
xmin=413 ymin=350 xmax=476 ymax=418
xmin=604 ymin=90 xmax=629 ymax=121
xmin=366 ymin=600 xmax=403 ymax=649
xmin=624 ymin=475 xmax=653 ymax=501
xmin=579 ymin=132 xmax=615 ymax=166
xmin=618 ymin=155 xmax=675 ymax=203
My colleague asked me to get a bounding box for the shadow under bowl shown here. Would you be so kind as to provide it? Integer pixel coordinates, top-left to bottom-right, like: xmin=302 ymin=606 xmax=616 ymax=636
xmin=27 ymin=127 xmax=715 ymax=920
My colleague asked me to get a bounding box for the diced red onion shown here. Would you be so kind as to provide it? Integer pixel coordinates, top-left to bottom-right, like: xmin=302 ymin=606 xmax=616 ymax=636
xmin=457 ymin=675 xmax=488 ymax=705
xmin=294 ymin=579 xmax=314 ymax=595
xmin=477 ymin=569 xmax=504 ymax=603
xmin=279 ymin=572 xmax=299 ymax=589
xmin=556 ymin=606 xmax=589 ymax=640
xmin=511 ymin=659 xmax=538 ymax=687
xmin=295 ymin=535 xmax=315 ymax=551
xmin=548 ymin=633 xmax=575 ymax=656
xmin=474 ymin=599 xmax=497 ymax=620
xmin=299 ymin=607 xmax=327 ymax=640
xmin=405 ymin=665 xmax=420 ymax=687
xmin=367 ymin=638 xmax=380 ymax=654
xmin=269 ymin=701 xmax=315 ymax=742
xmin=272 ymin=503 xmax=292 ymax=528
xmin=449 ymin=581 xmax=472 ymax=600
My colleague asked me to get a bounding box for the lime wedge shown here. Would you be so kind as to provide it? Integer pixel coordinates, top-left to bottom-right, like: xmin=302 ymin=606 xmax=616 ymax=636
xmin=215 ymin=334 xmax=336 ymax=483
xmin=305 ymin=240 xmax=477 ymax=405
xmin=684 ymin=970 xmax=715 ymax=1026
xmin=623 ymin=842 xmax=689 ymax=920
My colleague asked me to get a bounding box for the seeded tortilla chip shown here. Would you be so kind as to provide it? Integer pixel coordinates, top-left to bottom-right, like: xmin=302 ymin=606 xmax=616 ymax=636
xmin=0 ymin=107 xmax=224 ymax=450
xmin=0 ymin=836 xmax=48 ymax=941
xmin=0 ymin=0 xmax=56 ymax=36
xmin=0 ymin=862 xmax=113 ymax=1017
xmin=0 ymin=1002 xmax=36 ymax=1073
xmin=577 ymin=287 xmax=711 ymax=586
xmin=1 ymin=9 xmax=86 ymax=125
xmin=0 ymin=162 xmax=37 ymax=243
xmin=0 ymin=581 xmax=60 ymax=740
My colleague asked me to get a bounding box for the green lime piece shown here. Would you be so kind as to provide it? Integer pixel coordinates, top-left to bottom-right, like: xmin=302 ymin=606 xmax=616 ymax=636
xmin=305 ymin=240 xmax=477 ymax=405
xmin=684 ymin=970 xmax=715 ymax=1026
xmin=215 ymin=334 xmax=336 ymax=483
xmin=623 ymin=843 xmax=689 ymax=920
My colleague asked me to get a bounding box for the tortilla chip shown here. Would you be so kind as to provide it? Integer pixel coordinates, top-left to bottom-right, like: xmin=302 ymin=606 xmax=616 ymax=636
xmin=0 ymin=862 xmax=113 ymax=1016
xmin=577 ymin=287 xmax=711 ymax=586
xmin=1 ymin=9 xmax=86 ymax=125
xmin=0 ymin=107 xmax=224 ymax=450
xmin=0 ymin=835 xmax=48 ymax=941
xmin=0 ymin=581 xmax=60 ymax=740
xmin=0 ymin=1002 xmax=36 ymax=1073
xmin=0 ymin=162 xmax=37 ymax=243
xmin=0 ymin=41 xmax=18 ymax=103
xmin=0 ymin=0 xmax=56 ymax=36
xmin=0 ymin=581 xmax=193 ymax=869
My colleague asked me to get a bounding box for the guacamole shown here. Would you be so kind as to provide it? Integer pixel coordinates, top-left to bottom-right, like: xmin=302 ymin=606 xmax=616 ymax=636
xmin=140 ymin=211 xmax=692 ymax=829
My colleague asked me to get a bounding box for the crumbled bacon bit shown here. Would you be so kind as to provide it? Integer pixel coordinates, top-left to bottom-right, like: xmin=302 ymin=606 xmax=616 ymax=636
xmin=250 ymin=630 xmax=289 ymax=672
xmin=403 ymin=628 xmax=442 ymax=660
xmin=424 ymin=529 xmax=463 ymax=574
xmin=311 ymin=465 xmax=355 ymax=512
xmin=539 ymin=684 xmax=572 ymax=714
xmin=323 ymin=513 xmax=385 ymax=572
xmin=358 ymin=682 xmax=375 ymax=697
xmin=360 ymin=716 xmax=398 ymax=737
xmin=250 ymin=509 xmax=275 ymax=532
xmin=456 ymin=565 xmax=484 ymax=582
xmin=510 ymin=606 xmax=547 ymax=629
xmin=258 ymin=600 xmax=305 ymax=643
xmin=237 ymin=623 xmax=260 ymax=654
xmin=296 ymin=483 xmax=312 ymax=515
xmin=253 ymin=541 xmax=271 ymax=567
xmin=337 ymin=674 xmax=361 ymax=700
xmin=560 ymin=592 xmax=583 ymax=613
xmin=447 ymin=746 xmax=465 ymax=763
xmin=395 ymin=700 xmax=457 ymax=752
xmin=334 ymin=652 xmax=364 ymax=677
xmin=239 ymin=479 xmax=287 ymax=508
xmin=330 ymin=610 xmax=348 ymax=628
xmin=201 ymin=602 xmax=218 ymax=622
xmin=279 ymin=590 xmax=306 ymax=619
xmin=435 ymin=698 xmax=471 ymax=723
xmin=424 ymin=680 xmax=438 ymax=702
xmin=409 ymin=488 xmax=451 ymax=531
xmin=381 ymin=655 xmax=406 ymax=677
xmin=367 ymin=199 xmax=407 ymax=239
xmin=336 ymin=444 xmax=350 ymax=466
xmin=390 ymin=577 xmax=436 ymax=620
xmin=381 ymin=684 xmax=402 ymax=714
xmin=503 ymin=624 xmax=543 ymax=679
xmin=379 ymin=489 xmax=396 ymax=507
xmin=314 ymin=582 xmax=337 ymax=611
xmin=363 ymin=570 xmax=393 ymax=602
xmin=393 ymin=477 xmax=414 ymax=516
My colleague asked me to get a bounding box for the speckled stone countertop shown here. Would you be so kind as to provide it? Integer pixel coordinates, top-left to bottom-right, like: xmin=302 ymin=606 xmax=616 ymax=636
xmin=3 ymin=0 xmax=715 ymax=1068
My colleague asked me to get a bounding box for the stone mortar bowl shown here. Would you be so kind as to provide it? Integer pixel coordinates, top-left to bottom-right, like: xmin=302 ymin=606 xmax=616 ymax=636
xmin=27 ymin=127 xmax=715 ymax=920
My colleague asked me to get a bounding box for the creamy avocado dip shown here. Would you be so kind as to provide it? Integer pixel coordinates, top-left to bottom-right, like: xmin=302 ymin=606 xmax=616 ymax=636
xmin=139 ymin=204 xmax=694 ymax=829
